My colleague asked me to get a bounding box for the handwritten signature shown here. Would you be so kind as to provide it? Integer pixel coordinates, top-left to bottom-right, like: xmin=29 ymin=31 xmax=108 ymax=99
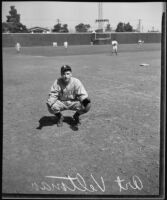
xmin=32 ymin=173 xmax=143 ymax=193
xmin=115 ymin=175 xmax=143 ymax=192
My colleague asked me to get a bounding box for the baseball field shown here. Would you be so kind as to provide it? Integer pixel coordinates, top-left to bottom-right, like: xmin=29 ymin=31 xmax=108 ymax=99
xmin=3 ymin=43 xmax=161 ymax=196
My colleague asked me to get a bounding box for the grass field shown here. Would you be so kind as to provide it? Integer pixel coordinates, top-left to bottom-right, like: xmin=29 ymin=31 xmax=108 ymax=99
xmin=3 ymin=43 xmax=161 ymax=196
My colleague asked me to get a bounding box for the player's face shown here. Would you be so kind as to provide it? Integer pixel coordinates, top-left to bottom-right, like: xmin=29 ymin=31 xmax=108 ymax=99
xmin=62 ymin=71 xmax=72 ymax=83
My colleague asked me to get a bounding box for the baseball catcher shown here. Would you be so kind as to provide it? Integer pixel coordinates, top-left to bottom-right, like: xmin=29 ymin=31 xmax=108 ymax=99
xmin=46 ymin=65 xmax=91 ymax=128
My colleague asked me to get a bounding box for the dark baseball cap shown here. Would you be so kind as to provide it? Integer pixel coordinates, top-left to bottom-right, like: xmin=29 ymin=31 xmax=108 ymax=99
xmin=61 ymin=65 xmax=72 ymax=74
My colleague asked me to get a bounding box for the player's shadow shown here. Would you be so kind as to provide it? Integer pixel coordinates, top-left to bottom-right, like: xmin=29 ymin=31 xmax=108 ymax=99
xmin=36 ymin=116 xmax=78 ymax=131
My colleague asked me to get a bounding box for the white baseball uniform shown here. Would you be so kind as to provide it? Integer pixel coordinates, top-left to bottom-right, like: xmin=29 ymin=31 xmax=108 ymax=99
xmin=111 ymin=40 xmax=118 ymax=53
xmin=15 ymin=43 xmax=21 ymax=53
xmin=64 ymin=41 xmax=68 ymax=48
xmin=47 ymin=77 xmax=88 ymax=114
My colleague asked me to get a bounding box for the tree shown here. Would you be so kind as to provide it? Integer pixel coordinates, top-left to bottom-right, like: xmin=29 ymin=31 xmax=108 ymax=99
xmin=52 ymin=23 xmax=69 ymax=32
xmin=2 ymin=21 xmax=28 ymax=33
xmin=124 ymin=22 xmax=133 ymax=32
xmin=52 ymin=23 xmax=61 ymax=32
xmin=115 ymin=22 xmax=124 ymax=32
xmin=115 ymin=22 xmax=133 ymax=32
xmin=6 ymin=6 xmax=20 ymax=23
xmin=2 ymin=22 xmax=9 ymax=33
xmin=61 ymin=24 xmax=69 ymax=32
xmin=75 ymin=23 xmax=90 ymax=32
xmin=2 ymin=6 xmax=28 ymax=33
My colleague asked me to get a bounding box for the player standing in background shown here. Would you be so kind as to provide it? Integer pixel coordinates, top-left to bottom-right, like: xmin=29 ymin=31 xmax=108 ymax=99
xmin=46 ymin=65 xmax=91 ymax=128
xmin=111 ymin=40 xmax=118 ymax=55
xmin=64 ymin=41 xmax=68 ymax=48
xmin=15 ymin=42 xmax=21 ymax=53
xmin=138 ymin=39 xmax=144 ymax=45
xmin=90 ymin=30 xmax=96 ymax=45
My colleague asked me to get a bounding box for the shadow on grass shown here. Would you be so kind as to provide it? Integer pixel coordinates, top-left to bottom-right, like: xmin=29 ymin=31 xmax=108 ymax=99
xmin=36 ymin=115 xmax=78 ymax=131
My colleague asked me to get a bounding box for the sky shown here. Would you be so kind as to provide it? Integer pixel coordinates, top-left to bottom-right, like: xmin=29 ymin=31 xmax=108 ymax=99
xmin=2 ymin=1 xmax=164 ymax=32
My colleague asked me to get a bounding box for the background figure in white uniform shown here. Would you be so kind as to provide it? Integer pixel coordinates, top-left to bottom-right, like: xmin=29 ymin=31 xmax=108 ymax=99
xmin=138 ymin=39 xmax=144 ymax=45
xmin=15 ymin=42 xmax=21 ymax=53
xmin=111 ymin=40 xmax=118 ymax=55
xmin=64 ymin=41 xmax=68 ymax=48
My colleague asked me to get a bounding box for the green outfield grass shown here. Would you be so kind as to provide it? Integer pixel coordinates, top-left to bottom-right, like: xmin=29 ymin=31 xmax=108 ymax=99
xmin=3 ymin=44 xmax=161 ymax=196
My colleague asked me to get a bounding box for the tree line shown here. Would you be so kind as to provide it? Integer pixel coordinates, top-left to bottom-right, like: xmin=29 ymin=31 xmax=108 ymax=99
xmin=2 ymin=6 xmax=136 ymax=33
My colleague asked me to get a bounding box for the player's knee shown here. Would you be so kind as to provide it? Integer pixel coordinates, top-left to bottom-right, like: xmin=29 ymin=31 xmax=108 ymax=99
xmin=81 ymin=98 xmax=91 ymax=113
xmin=83 ymin=102 xmax=91 ymax=113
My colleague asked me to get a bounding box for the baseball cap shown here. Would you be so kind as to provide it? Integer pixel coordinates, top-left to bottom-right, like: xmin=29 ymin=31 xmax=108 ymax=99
xmin=61 ymin=65 xmax=72 ymax=74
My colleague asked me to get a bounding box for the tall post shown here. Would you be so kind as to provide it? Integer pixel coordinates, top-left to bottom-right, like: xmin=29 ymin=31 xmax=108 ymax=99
xmin=138 ymin=19 xmax=142 ymax=32
xmin=57 ymin=19 xmax=60 ymax=24
xmin=98 ymin=2 xmax=103 ymax=30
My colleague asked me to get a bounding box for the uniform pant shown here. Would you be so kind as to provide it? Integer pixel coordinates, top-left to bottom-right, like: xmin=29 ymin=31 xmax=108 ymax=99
xmin=16 ymin=47 xmax=20 ymax=53
xmin=47 ymin=100 xmax=85 ymax=115
xmin=112 ymin=46 xmax=117 ymax=52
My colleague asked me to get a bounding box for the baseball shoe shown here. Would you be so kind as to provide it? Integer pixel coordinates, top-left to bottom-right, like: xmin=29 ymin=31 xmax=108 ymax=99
xmin=73 ymin=112 xmax=81 ymax=127
xmin=55 ymin=113 xmax=64 ymax=127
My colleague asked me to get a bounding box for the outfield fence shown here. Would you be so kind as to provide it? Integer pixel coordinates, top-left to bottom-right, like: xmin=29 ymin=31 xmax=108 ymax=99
xmin=2 ymin=32 xmax=161 ymax=47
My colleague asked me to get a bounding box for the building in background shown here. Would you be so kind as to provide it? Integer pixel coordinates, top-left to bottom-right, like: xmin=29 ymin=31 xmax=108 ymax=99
xmin=28 ymin=27 xmax=50 ymax=33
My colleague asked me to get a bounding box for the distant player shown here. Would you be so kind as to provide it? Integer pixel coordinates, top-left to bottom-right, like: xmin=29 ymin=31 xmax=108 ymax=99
xmin=138 ymin=39 xmax=144 ymax=45
xmin=46 ymin=65 xmax=91 ymax=128
xmin=15 ymin=42 xmax=21 ymax=53
xmin=111 ymin=40 xmax=118 ymax=55
xmin=90 ymin=30 xmax=96 ymax=45
xmin=53 ymin=42 xmax=57 ymax=47
xmin=64 ymin=41 xmax=68 ymax=48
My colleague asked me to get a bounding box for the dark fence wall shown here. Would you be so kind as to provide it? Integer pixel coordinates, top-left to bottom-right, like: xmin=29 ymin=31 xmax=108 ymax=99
xmin=2 ymin=33 xmax=91 ymax=47
xmin=110 ymin=32 xmax=161 ymax=44
xmin=2 ymin=32 xmax=161 ymax=47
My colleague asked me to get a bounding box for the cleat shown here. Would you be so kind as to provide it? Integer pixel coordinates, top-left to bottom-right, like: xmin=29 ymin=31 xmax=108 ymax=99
xmin=56 ymin=113 xmax=64 ymax=127
xmin=73 ymin=112 xmax=81 ymax=126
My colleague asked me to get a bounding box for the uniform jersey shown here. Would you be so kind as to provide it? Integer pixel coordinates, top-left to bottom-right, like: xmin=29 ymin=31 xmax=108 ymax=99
xmin=64 ymin=41 xmax=68 ymax=48
xmin=47 ymin=77 xmax=88 ymax=107
xmin=111 ymin=40 xmax=118 ymax=46
xmin=16 ymin=43 xmax=21 ymax=51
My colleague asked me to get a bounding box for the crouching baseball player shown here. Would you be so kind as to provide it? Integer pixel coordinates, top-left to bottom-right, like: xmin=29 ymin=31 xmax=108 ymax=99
xmin=46 ymin=65 xmax=91 ymax=128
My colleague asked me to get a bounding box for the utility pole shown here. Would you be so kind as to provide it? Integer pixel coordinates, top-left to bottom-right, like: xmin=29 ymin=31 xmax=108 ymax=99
xmin=137 ymin=19 xmax=142 ymax=32
xmin=98 ymin=2 xmax=103 ymax=30
xmin=95 ymin=3 xmax=108 ymax=32
xmin=57 ymin=19 xmax=60 ymax=24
